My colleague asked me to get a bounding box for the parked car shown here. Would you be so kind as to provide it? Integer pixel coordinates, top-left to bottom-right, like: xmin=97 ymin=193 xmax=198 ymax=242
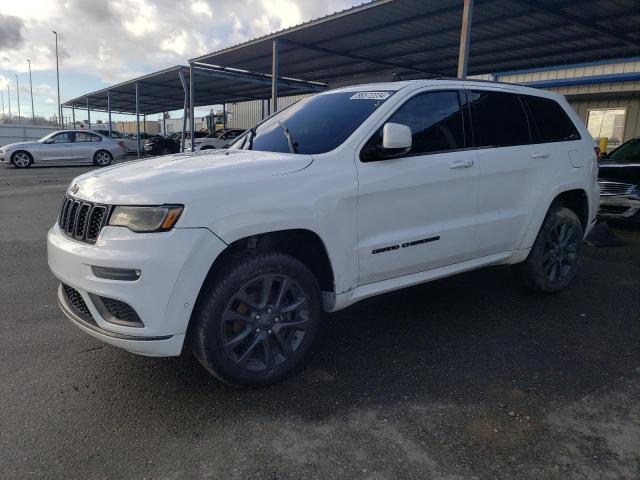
xmin=48 ymin=80 xmax=599 ymax=387
xmin=143 ymin=135 xmax=181 ymax=156
xmin=121 ymin=132 xmax=160 ymax=153
xmin=93 ymin=129 xmax=125 ymax=139
xmin=182 ymin=131 xmax=210 ymax=150
xmin=598 ymin=136 xmax=640 ymax=222
xmin=1 ymin=130 xmax=126 ymax=168
xmin=189 ymin=129 xmax=245 ymax=150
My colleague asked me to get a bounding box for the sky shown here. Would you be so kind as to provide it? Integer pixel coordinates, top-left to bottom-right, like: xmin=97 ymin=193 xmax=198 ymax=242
xmin=0 ymin=0 xmax=362 ymax=124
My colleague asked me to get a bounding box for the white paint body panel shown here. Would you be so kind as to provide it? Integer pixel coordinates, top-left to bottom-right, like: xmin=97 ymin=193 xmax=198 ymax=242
xmin=47 ymin=80 xmax=599 ymax=356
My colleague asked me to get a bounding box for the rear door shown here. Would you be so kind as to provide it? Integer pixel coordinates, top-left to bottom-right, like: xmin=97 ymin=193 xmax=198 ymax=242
xmin=465 ymin=88 xmax=542 ymax=256
xmin=72 ymin=132 xmax=102 ymax=162
xmin=356 ymin=89 xmax=480 ymax=285
xmin=39 ymin=132 xmax=74 ymax=162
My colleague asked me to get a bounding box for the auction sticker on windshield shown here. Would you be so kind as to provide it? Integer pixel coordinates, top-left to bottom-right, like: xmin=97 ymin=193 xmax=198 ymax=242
xmin=349 ymin=92 xmax=392 ymax=100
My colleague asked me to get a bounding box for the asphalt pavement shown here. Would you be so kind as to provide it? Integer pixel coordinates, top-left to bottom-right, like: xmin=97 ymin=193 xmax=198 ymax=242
xmin=1 ymin=160 xmax=639 ymax=479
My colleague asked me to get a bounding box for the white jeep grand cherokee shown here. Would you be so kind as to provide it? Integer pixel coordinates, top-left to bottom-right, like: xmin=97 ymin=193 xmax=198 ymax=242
xmin=48 ymin=80 xmax=599 ymax=386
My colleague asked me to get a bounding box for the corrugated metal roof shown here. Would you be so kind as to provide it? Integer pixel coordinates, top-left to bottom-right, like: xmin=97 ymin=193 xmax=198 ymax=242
xmin=65 ymin=0 xmax=640 ymax=115
xmin=62 ymin=65 xmax=324 ymax=115
xmin=193 ymin=0 xmax=640 ymax=84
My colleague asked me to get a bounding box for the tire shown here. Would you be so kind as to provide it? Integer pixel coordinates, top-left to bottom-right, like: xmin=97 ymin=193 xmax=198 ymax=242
xmin=93 ymin=150 xmax=113 ymax=166
xmin=515 ymin=206 xmax=584 ymax=293
xmin=160 ymin=147 xmax=171 ymax=156
xmin=191 ymin=251 xmax=323 ymax=387
xmin=11 ymin=151 xmax=32 ymax=168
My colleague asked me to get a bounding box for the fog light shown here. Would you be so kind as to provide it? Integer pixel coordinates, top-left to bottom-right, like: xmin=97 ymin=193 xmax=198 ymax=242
xmin=92 ymin=266 xmax=141 ymax=281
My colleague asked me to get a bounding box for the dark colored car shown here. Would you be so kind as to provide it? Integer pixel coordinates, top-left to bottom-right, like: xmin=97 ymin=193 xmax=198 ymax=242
xmin=143 ymin=136 xmax=181 ymax=156
xmin=598 ymin=137 xmax=640 ymax=222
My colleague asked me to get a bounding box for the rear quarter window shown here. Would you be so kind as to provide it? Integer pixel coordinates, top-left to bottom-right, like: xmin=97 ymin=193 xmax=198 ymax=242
xmin=521 ymin=95 xmax=581 ymax=143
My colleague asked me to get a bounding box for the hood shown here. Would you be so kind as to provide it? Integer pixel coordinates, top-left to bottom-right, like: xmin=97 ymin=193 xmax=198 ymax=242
xmin=2 ymin=141 xmax=41 ymax=150
xmin=69 ymin=149 xmax=314 ymax=204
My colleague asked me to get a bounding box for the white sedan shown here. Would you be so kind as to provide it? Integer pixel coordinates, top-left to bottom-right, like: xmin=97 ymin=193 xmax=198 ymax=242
xmin=0 ymin=130 xmax=127 ymax=168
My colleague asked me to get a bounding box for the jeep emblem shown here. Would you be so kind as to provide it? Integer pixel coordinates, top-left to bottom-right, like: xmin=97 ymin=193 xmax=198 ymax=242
xmin=70 ymin=184 xmax=79 ymax=194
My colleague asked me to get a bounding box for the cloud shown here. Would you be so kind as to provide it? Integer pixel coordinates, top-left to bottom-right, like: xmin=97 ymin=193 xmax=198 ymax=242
xmin=0 ymin=15 xmax=25 ymax=50
xmin=0 ymin=0 xmax=361 ymax=112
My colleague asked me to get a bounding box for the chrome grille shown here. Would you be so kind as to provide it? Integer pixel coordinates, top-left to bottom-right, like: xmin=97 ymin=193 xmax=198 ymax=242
xmin=599 ymin=181 xmax=636 ymax=196
xmin=58 ymin=195 xmax=111 ymax=244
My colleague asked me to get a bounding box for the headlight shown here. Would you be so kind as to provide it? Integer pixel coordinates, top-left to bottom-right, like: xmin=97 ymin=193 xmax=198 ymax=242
xmin=108 ymin=205 xmax=183 ymax=232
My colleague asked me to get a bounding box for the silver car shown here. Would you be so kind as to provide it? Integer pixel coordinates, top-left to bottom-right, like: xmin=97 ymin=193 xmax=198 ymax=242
xmin=0 ymin=130 xmax=127 ymax=168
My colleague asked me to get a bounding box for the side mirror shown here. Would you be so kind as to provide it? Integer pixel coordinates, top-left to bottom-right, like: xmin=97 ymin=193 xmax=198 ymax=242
xmin=361 ymin=123 xmax=412 ymax=161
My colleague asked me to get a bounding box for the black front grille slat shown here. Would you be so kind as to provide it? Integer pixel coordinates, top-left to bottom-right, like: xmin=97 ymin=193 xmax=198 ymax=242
xmin=75 ymin=204 xmax=91 ymax=238
xmin=87 ymin=207 xmax=107 ymax=241
xmin=58 ymin=195 xmax=109 ymax=244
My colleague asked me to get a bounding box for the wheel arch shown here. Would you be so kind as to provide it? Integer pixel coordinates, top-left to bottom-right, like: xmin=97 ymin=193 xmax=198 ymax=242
xmin=11 ymin=149 xmax=33 ymax=166
xmin=198 ymin=228 xmax=335 ymax=296
xmin=518 ymin=187 xmax=591 ymax=253
xmin=550 ymin=189 xmax=589 ymax=228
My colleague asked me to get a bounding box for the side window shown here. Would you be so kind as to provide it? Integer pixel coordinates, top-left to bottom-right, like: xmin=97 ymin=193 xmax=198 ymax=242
xmin=522 ymin=95 xmax=581 ymax=143
xmin=51 ymin=133 xmax=72 ymax=143
xmin=76 ymin=133 xmax=101 ymax=142
xmin=467 ymin=90 xmax=530 ymax=148
xmin=363 ymin=90 xmax=466 ymax=158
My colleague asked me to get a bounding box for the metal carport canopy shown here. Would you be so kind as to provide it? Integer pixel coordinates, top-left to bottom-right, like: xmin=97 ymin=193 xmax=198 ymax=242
xmin=62 ymin=65 xmax=326 ymax=115
xmin=190 ymin=0 xmax=640 ymax=84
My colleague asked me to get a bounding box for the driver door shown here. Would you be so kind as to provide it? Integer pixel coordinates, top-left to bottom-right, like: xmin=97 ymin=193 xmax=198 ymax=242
xmin=39 ymin=132 xmax=74 ymax=162
xmin=355 ymin=89 xmax=480 ymax=285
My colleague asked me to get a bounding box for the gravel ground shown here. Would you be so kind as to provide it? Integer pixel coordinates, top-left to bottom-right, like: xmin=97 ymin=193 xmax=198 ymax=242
xmin=1 ymin=161 xmax=639 ymax=480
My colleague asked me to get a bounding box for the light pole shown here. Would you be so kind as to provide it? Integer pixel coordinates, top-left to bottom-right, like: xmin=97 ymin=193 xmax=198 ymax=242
xmin=1 ymin=90 xmax=4 ymax=123
xmin=27 ymin=59 xmax=35 ymax=123
xmin=7 ymin=84 xmax=11 ymax=123
xmin=53 ymin=30 xmax=61 ymax=127
xmin=15 ymin=74 xmax=21 ymax=124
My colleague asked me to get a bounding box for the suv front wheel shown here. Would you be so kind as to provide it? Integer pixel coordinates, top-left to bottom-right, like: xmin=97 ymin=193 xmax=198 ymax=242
xmin=191 ymin=251 xmax=323 ymax=387
xmin=515 ymin=205 xmax=584 ymax=292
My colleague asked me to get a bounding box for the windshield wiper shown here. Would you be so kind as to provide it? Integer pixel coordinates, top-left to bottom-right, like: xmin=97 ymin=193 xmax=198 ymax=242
xmin=277 ymin=121 xmax=299 ymax=154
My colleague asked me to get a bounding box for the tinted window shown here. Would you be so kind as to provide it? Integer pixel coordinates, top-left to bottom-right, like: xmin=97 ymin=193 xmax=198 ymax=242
xmin=522 ymin=95 xmax=581 ymax=143
xmin=231 ymin=91 xmax=394 ymax=155
xmin=388 ymin=90 xmax=465 ymax=155
xmin=76 ymin=132 xmax=101 ymax=142
xmin=49 ymin=133 xmax=73 ymax=143
xmin=468 ymin=90 xmax=530 ymax=148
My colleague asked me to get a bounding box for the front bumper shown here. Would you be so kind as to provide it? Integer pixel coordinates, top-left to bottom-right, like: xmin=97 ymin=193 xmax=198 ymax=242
xmin=598 ymin=195 xmax=640 ymax=221
xmin=48 ymin=223 xmax=227 ymax=356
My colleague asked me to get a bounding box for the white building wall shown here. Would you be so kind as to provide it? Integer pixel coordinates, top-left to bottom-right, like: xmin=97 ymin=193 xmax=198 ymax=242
xmin=0 ymin=124 xmax=58 ymax=146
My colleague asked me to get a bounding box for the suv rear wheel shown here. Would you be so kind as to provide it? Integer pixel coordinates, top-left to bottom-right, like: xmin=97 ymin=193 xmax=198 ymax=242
xmin=515 ymin=205 xmax=584 ymax=292
xmin=191 ymin=251 xmax=323 ymax=387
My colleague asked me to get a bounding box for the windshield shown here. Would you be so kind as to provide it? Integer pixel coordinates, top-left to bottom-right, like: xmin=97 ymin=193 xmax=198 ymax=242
xmin=230 ymin=90 xmax=395 ymax=155
xmin=608 ymin=138 xmax=640 ymax=163
xmin=39 ymin=132 xmax=60 ymax=142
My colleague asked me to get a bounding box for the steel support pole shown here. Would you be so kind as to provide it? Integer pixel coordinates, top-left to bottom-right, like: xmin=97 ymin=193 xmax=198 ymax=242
xmin=457 ymin=0 xmax=474 ymax=79
xmin=15 ymin=74 xmax=21 ymax=124
xmin=27 ymin=59 xmax=34 ymax=123
xmin=1 ymin=91 xmax=4 ymax=122
xmin=86 ymin=97 xmax=91 ymax=130
xmin=222 ymin=104 xmax=226 ymax=129
xmin=271 ymin=38 xmax=279 ymax=113
xmin=71 ymin=104 xmax=75 ymax=126
xmin=261 ymin=99 xmax=265 ymax=120
xmin=189 ymin=63 xmax=195 ymax=152
xmin=178 ymin=69 xmax=188 ymax=153
xmin=135 ymin=82 xmax=141 ymax=159
xmin=7 ymin=85 xmax=11 ymax=122
xmin=163 ymin=113 xmax=166 ymax=136
xmin=107 ymin=90 xmax=112 ymax=137
xmin=53 ymin=31 xmax=62 ymax=127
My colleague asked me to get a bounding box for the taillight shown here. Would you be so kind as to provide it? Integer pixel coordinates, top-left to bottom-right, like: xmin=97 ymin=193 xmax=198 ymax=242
xmin=594 ymin=146 xmax=601 ymax=161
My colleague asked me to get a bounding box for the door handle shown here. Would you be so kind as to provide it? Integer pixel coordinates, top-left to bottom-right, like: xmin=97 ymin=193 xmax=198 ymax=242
xmin=449 ymin=160 xmax=474 ymax=169
xmin=531 ymin=152 xmax=550 ymax=159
